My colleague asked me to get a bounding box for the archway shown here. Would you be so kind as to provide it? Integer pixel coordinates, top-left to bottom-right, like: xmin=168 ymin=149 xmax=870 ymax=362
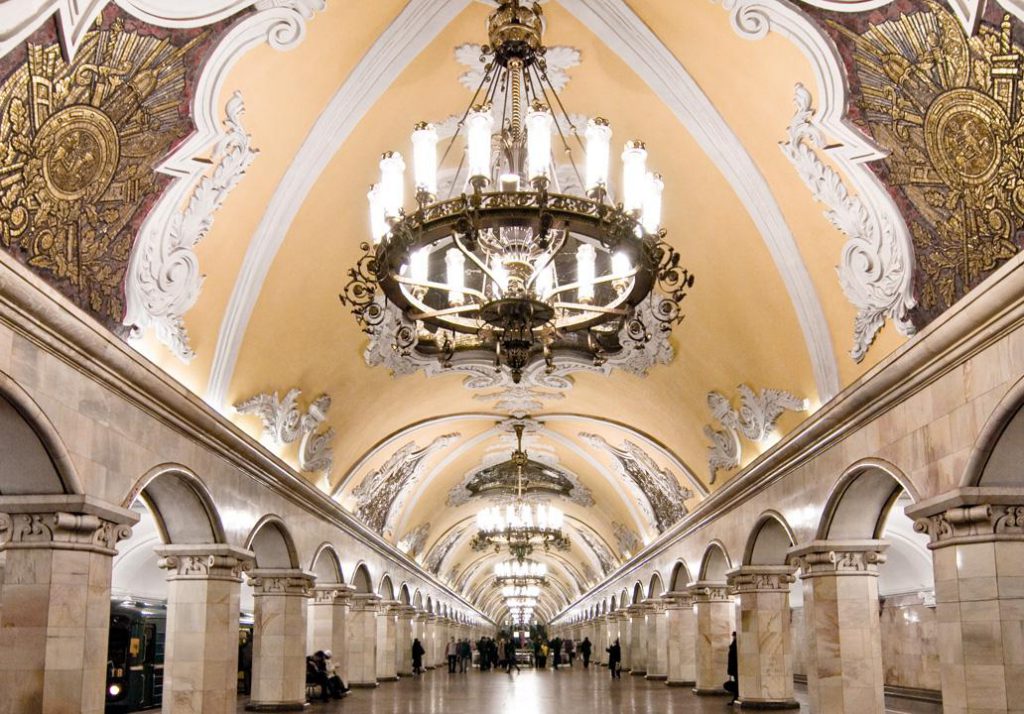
xmin=647 ymin=572 xmax=665 ymax=599
xmin=352 ymin=563 xmax=374 ymax=594
xmin=668 ymin=560 xmax=692 ymax=591
xmin=309 ymin=543 xmax=344 ymax=584
xmin=698 ymin=541 xmax=731 ymax=582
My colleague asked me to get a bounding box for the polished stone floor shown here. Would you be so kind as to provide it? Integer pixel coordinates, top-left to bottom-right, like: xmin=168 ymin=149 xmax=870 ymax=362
xmin=237 ymin=665 xmax=943 ymax=713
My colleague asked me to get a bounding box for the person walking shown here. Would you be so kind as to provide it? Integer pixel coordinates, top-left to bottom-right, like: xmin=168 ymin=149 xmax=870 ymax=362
xmin=538 ymin=641 xmax=549 ymax=669
xmin=580 ymin=637 xmax=592 ymax=669
xmin=504 ymin=638 xmax=520 ymax=674
xmin=445 ymin=637 xmax=457 ymax=673
xmin=459 ymin=639 xmax=471 ymax=673
xmin=550 ymin=636 xmax=562 ymax=669
xmin=566 ymin=638 xmax=576 ymax=667
xmin=606 ymin=638 xmax=621 ymax=679
xmin=412 ymin=638 xmax=425 ymax=675
xmin=726 ymin=631 xmax=739 ymax=704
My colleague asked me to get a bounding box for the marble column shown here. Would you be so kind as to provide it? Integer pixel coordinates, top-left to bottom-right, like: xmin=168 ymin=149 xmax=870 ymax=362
xmin=618 ymin=612 xmax=632 ymax=670
xmin=665 ymin=591 xmax=697 ymax=687
xmin=689 ymin=581 xmax=734 ymax=695
xmin=727 ymin=566 xmax=799 ymax=709
xmin=909 ymin=492 xmax=1024 ymax=714
xmin=628 ymin=604 xmax=648 ymax=675
xmin=376 ymin=601 xmax=399 ymax=682
xmin=156 ymin=544 xmax=254 ymax=714
xmin=307 ymin=583 xmax=353 ymax=682
xmin=424 ymin=615 xmax=438 ymax=669
xmin=645 ymin=599 xmax=668 ymax=681
xmin=413 ymin=612 xmax=428 ymax=671
xmin=246 ymin=569 xmax=315 ymax=711
xmin=346 ymin=594 xmax=381 ymax=687
xmin=0 ymin=495 xmax=136 ymax=714
xmin=789 ymin=541 xmax=888 ymax=714
xmin=395 ymin=605 xmax=415 ymax=676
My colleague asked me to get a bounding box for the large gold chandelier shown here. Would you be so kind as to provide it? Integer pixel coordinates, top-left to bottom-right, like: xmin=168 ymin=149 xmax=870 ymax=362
xmin=470 ymin=424 xmax=570 ymax=560
xmin=339 ymin=0 xmax=693 ymax=384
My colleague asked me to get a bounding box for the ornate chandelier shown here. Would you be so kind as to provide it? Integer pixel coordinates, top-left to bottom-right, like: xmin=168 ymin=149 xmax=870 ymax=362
xmin=501 ymin=584 xmax=542 ymax=599
xmin=339 ymin=0 xmax=694 ymax=384
xmin=493 ymin=559 xmax=547 ymax=584
xmin=470 ymin=424 xmax=570 ymax=560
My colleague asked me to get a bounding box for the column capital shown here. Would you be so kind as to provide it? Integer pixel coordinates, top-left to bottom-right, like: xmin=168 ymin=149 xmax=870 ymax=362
xmin=626 ymin=603 xmax=649 ymax=616
xmin=155 ymin=543 xmax=254 ymax=582
xmin=663 ymin=590 xmax=694 ymax=608
xmin=645 ymin=598 xmax=668 ymax=613
xmin=787 ymin=540 xmax=888 ymax=579
xmin=906 ymin=487 xmax=1024 ymax=547
xmin=350 ymin=592 xmax=382 ymax=611
xmin=687 ymin=580 xmax=730 ymax=603
xmin=247 ymin=567 xmax=315 ymax=596
xmin=0 ymin=494 xmax=137 ymax=555
xmin=726 ymin=565 xmax=797 ymax=594
xmin=312 ymin=582 xmax=355 ymax=604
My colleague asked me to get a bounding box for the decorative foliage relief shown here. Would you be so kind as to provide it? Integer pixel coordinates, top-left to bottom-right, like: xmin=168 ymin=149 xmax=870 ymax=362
xmin=573 ymin=522 xmax=618 ymax=575
xmin=821 ymin=3 xmax=1024 ymax=326
xmin=125 ymin=91 xmax=257 ymax=360
xmin=703 ymin=385 xmax=806 ymax=482
xmin=350 ymin=434 xmax=460 ymax=537
xmin=612 ymin=521 xmax=641 ymax=557
xmin=423 ymin=524 xmax=467 ymax=576
xmin=233 ymin=389 xmax=335 ymax=476
xmin=397 ymin=522 xmax=431 ymax=559
xmin=780 ymin=83 xmax=916 ymax=360
xmin=455 ymin=43 xmax=581 ymax=91
xmin=579 ymin=433 xmax=692 ymax=533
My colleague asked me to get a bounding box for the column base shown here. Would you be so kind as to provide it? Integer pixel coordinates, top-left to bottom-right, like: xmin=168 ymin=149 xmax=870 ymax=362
xmin=645 ymin=674 xmax=667 ymax=681
xmin=629 ymin=670 xmax=647 ymax=676
xmin=693 ymin=687 xmax=729 ymax=696
xmin=399 ymin=671 xmax=412 ymax=676
xmin=350 ymin=682 xmax=380 ymax=689
xmin=377 ymin=675 xmax=399 ymax=682
xmin=667 ymin=680 xmax=696 ymax=687
xmin=245 ymin=703 xmax=309 ymax=712
xmin=738 ymin=699 xmax=800 ymax=710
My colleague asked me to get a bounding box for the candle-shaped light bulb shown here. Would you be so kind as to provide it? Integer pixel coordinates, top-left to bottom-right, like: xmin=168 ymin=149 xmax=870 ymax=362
xmin=410 ymin=247 xmax=429 ymax=284
xmin=534 ymin=260 xmax=554 ymax=300
xmin=613 ymin=251 xmax=632 ymax=278
xmin=445 ymin=248 xmax=465 ymax=306
xmin=379 ymin=151 xmax=406 ymax=218
xmin=367 ymin=184 xmax=388 ymax=244
xmin=526 ymin=102 xmax=553 ymax=182
xmin=490 ymin=255 xmax=508 ymax=296
xmin=621 ymin=140 xmax=647 ymax=213
xmin=585 ymin=117 xmax=612 ymax=194
xmin=466 ymin=104 xmax=494 ymax=181
xmin=642 ymin=171 xmax=664 ymax=233
xmin=411 ymin=121 xmax=438 ymax=197
xmin=576 ymin=243 xmax=596 ymax=303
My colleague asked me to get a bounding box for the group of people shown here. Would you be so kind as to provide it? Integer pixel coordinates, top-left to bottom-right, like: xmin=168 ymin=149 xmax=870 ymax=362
xmin=444 ymin=637 xmax=473 ymax=673
xmin=305 ymin=649 xmax=349 ymax=702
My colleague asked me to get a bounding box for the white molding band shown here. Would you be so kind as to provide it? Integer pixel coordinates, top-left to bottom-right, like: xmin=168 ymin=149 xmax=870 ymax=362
xmin=558 ymin=0 xmax=840 ymax=402
xmin=206 ymin=0 xmax=471 ymax=408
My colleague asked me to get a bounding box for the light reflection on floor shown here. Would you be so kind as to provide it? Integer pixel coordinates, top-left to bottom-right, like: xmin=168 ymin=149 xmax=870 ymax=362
xmin=237 ymin=665 xmax=943 ymax=714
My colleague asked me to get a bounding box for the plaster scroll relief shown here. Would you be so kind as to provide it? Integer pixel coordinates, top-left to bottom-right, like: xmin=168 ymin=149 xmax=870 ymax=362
xmin=123 ymin=0 xmax=325 ymax=361
xmin=423 ymin=524 xmax=468 ymax=576
xmin=126 ymin=92 xmax=257 ymax=361
xmin=780 ymin=83 xmax=916 ymax=361
xmin=612 ymin=521 xmax=641 ymax=558
xmin=579 ymin=433 xmax=692 ymax=533
xmin=397 ymin=522 xmax=431 ymax=560
xmin=703 ymin=384 xmax=807 ymax=482
xmin=350 ymin=433 xmax=460 ymax=537
xmin=233 ymin=388 xmax=335 ymax=476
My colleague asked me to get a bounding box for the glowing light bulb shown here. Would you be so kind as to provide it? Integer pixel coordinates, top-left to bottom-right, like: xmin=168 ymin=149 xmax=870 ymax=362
xmin=466 ymin=104 xmax=494 ymax=181
xmin=446 ymin=248 xmax=465 ymax=306
xmin=576 ymin=243 xmax=596 ymax=303
xmin=411 ymin=122 xmax=438 ymax=197
xmin=642 ymin=172 xmax=663 ymax=233
xmin=367 ymin=184 xmax=388 ymax=244
xmin=621 ymin=140 xmax=647 ymax=213
xmin=410 ymin=247 xmax=429 ymax=284
xmin=613 ymin=251 xmax=632 ymax=278
xmin=526 ymin=102 xmax=553 ymax=182
xmin=585 ymin=117 xmax=612 ymax=194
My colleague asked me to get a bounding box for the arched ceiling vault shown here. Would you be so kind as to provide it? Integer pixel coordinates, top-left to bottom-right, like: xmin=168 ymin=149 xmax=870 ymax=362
xmin=2 ymin=0 xmax=1012 ymax=621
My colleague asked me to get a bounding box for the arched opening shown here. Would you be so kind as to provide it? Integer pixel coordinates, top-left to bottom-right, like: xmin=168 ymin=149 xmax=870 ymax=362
xmin=246 ymin=516 xmax=299 ymax=569
xmin=379 ymin=574 xmax=395 ymax=601
xmin=631 ymin=582 xmax=643 ymax=605
xmin=744 ymin=512 xmax=796 ymax=566
xmin=698 ymin=542 xmax=731 ymax=582
xmin=0 ymin=374 xmax=80 ymax=495
xmin=668 ymin=560 xmax=692 ymax=591
xmin=352 ymin=563 xmax=374 ymax=594
xmin=647 ymin=572 xmax=665 ymax=599
xmin=399 ymin=583 xmax=412 ymax=605
xmin=967 ymin=379 xmax=1024 ymax=487
xmin=309 ymin=544 xmax=343 ymax=584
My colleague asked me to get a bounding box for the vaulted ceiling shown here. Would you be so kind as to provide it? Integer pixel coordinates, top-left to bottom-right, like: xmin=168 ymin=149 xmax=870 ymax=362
xmin=3 ymin=0 xmax=1021 ymax=622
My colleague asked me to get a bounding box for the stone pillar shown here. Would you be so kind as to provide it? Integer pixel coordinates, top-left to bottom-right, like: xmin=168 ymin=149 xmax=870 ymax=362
xmin=690 ymin=581 xmax=734 ymax=695
xmin=909 ymin=492 xmax=1024 ymax=714
xmin=789 ymin=541 xmax=888 ymax=714
xmin=727 ymin=566 xmax=799 ymax=709
xmin=665 ymin=591 xmax=697 ymax=687
xmin=346 ymin=594 xmax=380 ymax=687
xmin=246 ymin=569 xmax=315 ymax=711
xmin=618 ymin=611 xmax=632 ymax=670
xmin=645 ymin=599 xmax=668 ymax=681
xmin=156 ymin=544 xmax=254 ymax=714
xmin=412 ymin=612 xmax=427 ymax=671
xmin=628 ymin=604 xmax=648 ymax=675
xmin=597 ymin=614 xmax=612 ymax=665
xmin=395 ymin=606 xmax=415 ymax=676
xmin=424 ymin=615 xmax=438 ymax=669
xmin=307 ymin=583 xmax=353 ymax=682
xmin=376 ymin=601 xmax=399 ymax=682
xmin=0 ymin=496 xmax=136 ymax=714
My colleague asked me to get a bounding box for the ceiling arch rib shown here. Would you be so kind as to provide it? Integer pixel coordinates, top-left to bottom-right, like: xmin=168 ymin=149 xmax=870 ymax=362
xmin=206 ymin=0 xmax=470 ymax=407
xmin=558 ymin=0 xmax=839 ymax=400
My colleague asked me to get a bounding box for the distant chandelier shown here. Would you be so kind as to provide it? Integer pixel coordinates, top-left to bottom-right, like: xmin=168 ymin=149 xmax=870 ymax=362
xmin=493 ymin=559 xmax=547 ymax=584
xmin=339 ymin=0 xmax=694 ymax=384
xmin=471 ymin=424 xmax=570 ymax=560
xmin=501 ymin=584 xmax=541 ymax=599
